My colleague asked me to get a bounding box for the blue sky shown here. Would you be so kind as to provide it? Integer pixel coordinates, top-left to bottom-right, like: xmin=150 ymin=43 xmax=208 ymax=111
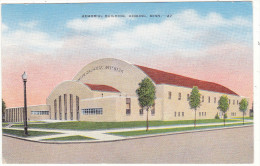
xmin=1 ymin=2 xmax=254 ymax=107
xmin=2 ymin=2 xmax=252 ymax=39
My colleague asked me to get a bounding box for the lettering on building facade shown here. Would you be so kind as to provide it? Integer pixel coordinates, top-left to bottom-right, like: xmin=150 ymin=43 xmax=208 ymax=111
xmin=77 ymin=65 xmax=124 ymax=81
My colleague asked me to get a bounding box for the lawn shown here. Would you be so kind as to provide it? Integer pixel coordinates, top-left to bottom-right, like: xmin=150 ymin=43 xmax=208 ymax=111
xmin=42 ymin=135 xmax=95 ymax=141
xmin=2 ymin=123 xmax=9 ymax=127
xmin=11 ymin=119 xmax=240 ymax=130
xmin=109 ymin=122 xmax=253 ymax=137
xmin=2 ymin=129 xmax=61 ymax=137
xmin=234 ymin=117 xmax=253 ymax=120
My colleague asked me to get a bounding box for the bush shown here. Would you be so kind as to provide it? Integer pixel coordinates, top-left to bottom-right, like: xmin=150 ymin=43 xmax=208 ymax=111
xmin=224 ymin=113 xmax=227 ymax=119
xmin=215 ymin=113 xmax=219 ymax=119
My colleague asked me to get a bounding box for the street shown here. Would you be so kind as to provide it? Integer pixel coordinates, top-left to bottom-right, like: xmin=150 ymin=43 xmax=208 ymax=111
xmin=2 ymin=126 xmax=253 ymax=164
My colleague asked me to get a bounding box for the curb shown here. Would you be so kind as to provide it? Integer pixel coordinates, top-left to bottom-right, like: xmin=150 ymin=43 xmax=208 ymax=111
xmin=2 ymin=124 xmax=253 ymax=144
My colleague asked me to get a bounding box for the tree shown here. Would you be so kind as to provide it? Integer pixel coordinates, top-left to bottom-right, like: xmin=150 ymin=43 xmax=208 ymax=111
xmin=189 ymin=86 xmax=201 ymax=127
xmin=218 ymin=95 xmax=229 ymax=126
xmin=136 ymin=77 xmax=156 ymax=131
xmin=2 ymin=99 xmax=6 ymax=122
xmin=239 ymin=98 xmax=248 ymax=125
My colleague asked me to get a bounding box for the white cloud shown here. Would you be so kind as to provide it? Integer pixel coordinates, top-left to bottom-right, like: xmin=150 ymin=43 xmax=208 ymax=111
xmin=2 ymin=30 xmax=63 ymax=52
xmin=66 ymin=17 xmax=125 ymax=32
xmin=2 ymin=23 xmax=8 ymax=32
xmin=19 ymin=21 xmax=39 ymax=28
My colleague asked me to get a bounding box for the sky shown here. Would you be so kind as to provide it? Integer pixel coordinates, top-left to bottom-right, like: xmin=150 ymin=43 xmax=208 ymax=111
xmin=1 ymin=2 xmax=253 ymax=108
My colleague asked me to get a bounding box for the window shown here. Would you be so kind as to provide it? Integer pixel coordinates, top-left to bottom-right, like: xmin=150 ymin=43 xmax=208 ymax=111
xmin=182 ymin=112 xmax=184 ymax=117
xmin=76 ymin=96 xmax=80 ymax=121
xmin=187 ymin=94 xmax=190 ymax=101
xmin=59 ymin=95 xmax=62 ymax=120
xmin=199 ymin=112 xmax=201 ymax=116
xmin=174 ymin=112 xmax=176 ymax=117
xmin=64 ymin=94 xmax=67 ymax=120
xmin=178 ymin=112 xmax=180 ymax=117
xmin=70 ymin=94 xmax=73 ymax=120
xmin=214 ymin=97 xmax=216 ymax=103
xmin=202 ymin=96 xmax=204 ymax=102
xmin=126 ymin=98 xmax=131 ymax=115
xmin=205 ymin=112 xmax=206 ymax=116
xmin=178 ymin=93 xmax=182 ymax=100
xmin=31 ymin=111 xmax=49 ymax=115
xmin=229 ymin=99 xmax=230 ymax=104
xmin=151 ymin=104 xmax=155 ymax=115
xmin=139 ymin=109 xmax=143 ymax=115
xmin=168 ymin=91 xmax=172 ymax=99
xmin=82 ymin=108 xmax=103 ymax=115
xmin=237 ymin=100 xmax=239 ymax=105
xmin=54 ymin=99 xmax=57 ymax=120
xmin=202 ymin=112 xmax=204 ymax=116
xmin=233 ymin=100 xmax=235 ymax=105
xmin=208 ymin=96 xmax=210 ymax=103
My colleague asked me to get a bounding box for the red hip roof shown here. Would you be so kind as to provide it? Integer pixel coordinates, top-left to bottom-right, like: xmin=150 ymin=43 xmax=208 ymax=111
xmin=85 ymin=83 xmax=120 ymax=93
xmin=136 ymin=65 xmax=238 ymax=96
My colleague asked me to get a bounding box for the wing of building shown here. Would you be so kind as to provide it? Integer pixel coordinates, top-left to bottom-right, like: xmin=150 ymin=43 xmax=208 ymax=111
xmin=4 ymin=58 xmax=248 ymax=122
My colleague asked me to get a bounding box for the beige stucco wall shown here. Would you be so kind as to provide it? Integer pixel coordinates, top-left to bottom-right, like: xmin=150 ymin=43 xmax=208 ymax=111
xmin=5 ymin=105 xmax=50 ymax=122
xmin=72 ymin=58 xmax=151 ymax=96
xmin=159 ymin=84 xmax=249 ymax=121
xmin=46 ymin=81 xmax=94 ymax=120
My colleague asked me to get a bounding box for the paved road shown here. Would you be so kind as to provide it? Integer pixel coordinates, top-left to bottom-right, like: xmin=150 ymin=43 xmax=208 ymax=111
xmin=2 ymin=126 xmax=253 ymax=164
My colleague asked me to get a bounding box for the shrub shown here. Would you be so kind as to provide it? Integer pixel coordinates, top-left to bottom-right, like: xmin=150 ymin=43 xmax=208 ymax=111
xmin=215 ymin=113 xmax=219 ymax=119
xmin=224 ymin=113 xmax=227 ymax=119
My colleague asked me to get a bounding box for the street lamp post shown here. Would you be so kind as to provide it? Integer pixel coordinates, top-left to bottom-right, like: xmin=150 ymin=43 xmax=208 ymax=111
xmin=22 ymin=72 xmax=28 ymax=135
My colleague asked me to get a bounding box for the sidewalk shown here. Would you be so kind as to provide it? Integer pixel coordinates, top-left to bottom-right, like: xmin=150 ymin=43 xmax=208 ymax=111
xmin=3 ymin=120 xmax=253 ymax=143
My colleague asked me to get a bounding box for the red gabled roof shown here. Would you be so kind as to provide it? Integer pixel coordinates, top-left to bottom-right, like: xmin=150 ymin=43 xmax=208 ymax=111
xmin=136 ymin=65 xmax=239 ymax=96
xmin=85 ymin=83 xmax=120 ymax=93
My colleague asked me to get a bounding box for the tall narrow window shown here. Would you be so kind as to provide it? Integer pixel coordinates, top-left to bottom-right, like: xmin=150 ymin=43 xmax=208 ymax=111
xmin=59 ymin=96 xmax=62 ymax=120
xmin=202 ymin=96 xmax=204 ymax=102
xmin=174 ymin=112 xmax=176 ymax=117
xmin=214 ymin=97 xmax=216 ymax=103
xmin=168 ymin=91 xmax=172 ymax=99
xmin=70 ymin=94 xmax=73 ymax=120
xmin=126 ymin=98 xmax=131 ymax=115
xmin=178 ymin=112 xmax=180 ymax=117
xmin=237 ymin=100 xmax=239 ymax=105
xmin=187 ymin=94 xmax=190 ymax=101
xmin=233 ymin=100 xmax=235 ymax=105
xmin=229 ymin=99 xmax=230 ymax=104
xmin=64 ymin=94 xmax=67 ymax=120
xmin=178 ymin=93 xmax=181 ymax=100
xmin=54 ymin=99 xmax=57 ymax=120
xmin=208 ymin=96 xmax=210 ymax=103
xmin=199 ymin=112 xmax=201 ymax=116
xmin=182 ymin=112 xmax=184 ymax=117
xmin=76 ymin=96 xmax=80 ymax=121
xmin=151 ymin=104 xmax=155 ymax=115
xmin=139 ymin=109 xmax=143 ymax=115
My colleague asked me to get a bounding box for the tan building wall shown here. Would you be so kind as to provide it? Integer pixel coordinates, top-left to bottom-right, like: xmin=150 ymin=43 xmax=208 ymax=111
xmin=5 ymin=105 xmax=50 ymax=122
xmin=46 ymin=81 xmax=94 ymax=121
xmin=159 ymin=84 xmax=249 ymax=121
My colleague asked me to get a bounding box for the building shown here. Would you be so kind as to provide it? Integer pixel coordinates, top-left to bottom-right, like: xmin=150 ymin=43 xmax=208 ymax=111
xmin=4 ymin=58 xmax=249 ymax=122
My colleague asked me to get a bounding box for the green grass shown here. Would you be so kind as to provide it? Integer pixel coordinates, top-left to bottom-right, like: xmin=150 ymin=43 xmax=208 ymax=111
xmin=109 ymin=122 xmax=253 ymax=137
xmin=42 ymin=135 xmax=95 ymax=141
xmin=2 ymin=123 xmax=9 ymax=127
xmin=233 ymin=117 xmax=253 ymax=120
xmin=11 ymin=119 xmax=240 ymax=130
xmin=2 ymin=129 xmax=61 ymax=137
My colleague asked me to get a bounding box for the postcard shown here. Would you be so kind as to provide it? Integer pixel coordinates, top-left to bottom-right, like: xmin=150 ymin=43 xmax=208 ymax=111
xmin=1 ymin=0 xmax=257 ymax=164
